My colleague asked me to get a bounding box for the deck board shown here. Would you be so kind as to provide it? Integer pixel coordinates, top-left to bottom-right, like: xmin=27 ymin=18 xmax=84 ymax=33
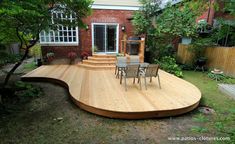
xmin=22 ymin=65 xmax=201 ymax=119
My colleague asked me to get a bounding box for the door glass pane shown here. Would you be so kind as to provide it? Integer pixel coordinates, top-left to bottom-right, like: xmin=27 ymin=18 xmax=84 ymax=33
xmin=106 ymin=25 xmax=116 ymax=52
xmin=94 ymin=25 xmax=105 ymax=52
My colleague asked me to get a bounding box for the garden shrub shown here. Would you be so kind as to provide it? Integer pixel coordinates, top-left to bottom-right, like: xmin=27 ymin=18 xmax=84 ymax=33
xmin=0 ymin=51 xmax=21 ymax=67
xmin=208 ymin=71 xmax=235 ymax=83
xmin=15 ymin=81 xmax=42 ymax=97
xmin=155 ymin=56 xmax=183 ymax=77
xmin=207 ymin=71 xmax=225 ymax=81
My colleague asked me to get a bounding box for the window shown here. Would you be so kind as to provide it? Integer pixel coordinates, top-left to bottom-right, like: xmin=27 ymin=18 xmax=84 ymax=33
xmin=39 ymin=12 xmax=79 ymax=45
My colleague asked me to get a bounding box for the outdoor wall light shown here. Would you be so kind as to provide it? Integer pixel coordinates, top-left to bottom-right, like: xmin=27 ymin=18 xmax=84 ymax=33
xmin=86 ymin=25 xmax=89 ymax=31
xmin=121 ymin=25 xmax=126 ymax=32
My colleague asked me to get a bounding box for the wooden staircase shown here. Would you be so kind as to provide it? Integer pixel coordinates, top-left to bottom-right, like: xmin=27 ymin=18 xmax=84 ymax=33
xmin=77 ymin=54 xmax=116 ymax=70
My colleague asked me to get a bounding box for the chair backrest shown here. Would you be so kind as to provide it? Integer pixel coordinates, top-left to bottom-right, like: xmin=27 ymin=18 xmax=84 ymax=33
xmin=145 ymin=64 xmax=160 ymax=77
xmin=116 ymin=57 xmax=127 ymax=64
xmin=129 ymin=56 xmax=139 ymax=64
xmin=125 ymin=64 xmax=140 ymax=78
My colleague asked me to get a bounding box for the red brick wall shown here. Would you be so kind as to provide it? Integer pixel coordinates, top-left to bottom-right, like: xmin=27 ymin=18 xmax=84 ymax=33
xmin=42 ymin=9 xmax=135 ymax=58
xmin=42 ymin=46 xmax=79 ymax=59
xmin=80 ymin=9 xmax=134 ymax=52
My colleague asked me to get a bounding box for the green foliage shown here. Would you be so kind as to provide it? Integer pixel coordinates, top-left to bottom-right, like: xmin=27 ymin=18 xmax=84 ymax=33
xmin=132 ymin=0 xmax=209 ymax=62
xmin=132 ymin=0 xmax=160 ymax=35
xmin=189 ymin=37 xmax=215 ymax=60
xmin=132 ymin=11 xmax=151 ymax=35
xmin=213 ymin=19 xmax=235 ymax=47
xmin=15 ymin=81 xmax=42 ymax=97
xmin=0 ymin=51 xmax=22 ymax=66
xmin=207 ymin=71 xmax=235 ymax=83
xmin=0 ymin=0 xmax=93 ymax=86
xmin=155 ymin=56 xmax=183 ymax=77
xmin=193 ymin=114 xmax=209 ymax=123
xmin=30 ymin=44 xmax=41 ymax=58
xmin=191 ymin=126 xmax=208 ymax=133
xmin=155 ymin=2 xmax=203 ymax=38
xmin=223 ymin=0 xmax=235 ymax=15
xmin=208 ymin=72 xmax=225 ymax=81
xmin=222 ymin=77 xmax=235 ymax=84
xmin=23 ymin=62 xmax=37 ymax=71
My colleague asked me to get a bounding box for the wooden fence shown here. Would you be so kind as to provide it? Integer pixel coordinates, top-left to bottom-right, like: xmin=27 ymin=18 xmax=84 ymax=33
xmin=177 ymin=44 xmax=235 ymax=76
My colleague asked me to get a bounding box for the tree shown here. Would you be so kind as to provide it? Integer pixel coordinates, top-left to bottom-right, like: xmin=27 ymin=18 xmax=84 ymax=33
xmin=0 ymin=0 xmax=93 ymax=106
xmin=223 ymin=0 xmax=235 ymax=15
xmin=0 ymin=0 xmax=93 ymax=88
xmin=132 ymin=0 xmax=209 ymax=61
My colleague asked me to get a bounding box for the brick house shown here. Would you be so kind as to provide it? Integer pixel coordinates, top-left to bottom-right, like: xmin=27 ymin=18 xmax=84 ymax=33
xmin=40 ymin=0 xmax=141 ymax=58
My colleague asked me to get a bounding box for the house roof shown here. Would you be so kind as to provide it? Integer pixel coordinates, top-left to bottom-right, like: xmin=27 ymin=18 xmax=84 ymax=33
xmin=93 ymin=0 xmax=141 ymax=7
xmin=92 ymin=0 xmax=182 ymax=10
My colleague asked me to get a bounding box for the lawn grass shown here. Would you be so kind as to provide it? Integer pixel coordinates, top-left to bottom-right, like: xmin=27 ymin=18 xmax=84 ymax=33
xmin=0 ymin=70 xmax=234 ymax=143
xmin=23 ymin=61 xmax=37 ymax=71
xmin=183 ymin=71 xmax=235 ymax=143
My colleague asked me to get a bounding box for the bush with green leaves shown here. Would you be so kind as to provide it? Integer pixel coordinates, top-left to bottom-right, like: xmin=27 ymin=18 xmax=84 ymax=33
xmin=208 ymin=72 xmax=225 ymax=81
xmin=155 ymin=56 xmax=183 ymax=77
xmin=15 ymin=81 xmax=42 ymax=98
xmin=0 ymin=51 xmax=22 ymax=66
xmin=208 ymin=71 xmax=235 ymax=83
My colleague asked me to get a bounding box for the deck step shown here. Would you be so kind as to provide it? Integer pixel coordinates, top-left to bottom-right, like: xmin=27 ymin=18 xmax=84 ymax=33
xmin=79 ymin=54 xmax=117 ymax=70
xmin=92 ymin=54 xmax=116 ymax=58
xmin=83 ymin=60 xmax=115 ymax=66
xmin=88 ymin=57 xmax=116 ymax=61
xmin=77 ymin=63 xmax=115 ymax=70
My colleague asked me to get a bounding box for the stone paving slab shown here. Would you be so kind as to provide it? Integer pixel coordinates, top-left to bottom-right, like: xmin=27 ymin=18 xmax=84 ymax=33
xmin=219 ymin=84 xmax=235 ymax=100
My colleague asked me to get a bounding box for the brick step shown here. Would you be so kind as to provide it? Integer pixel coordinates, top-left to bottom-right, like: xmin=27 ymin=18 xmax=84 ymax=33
xmin=88 ymin=57 xmax=116 ymax=61
xmin=92 ymin=54 xmax=116 ymax=58
xmin=83 ymin=60 xmax=115 ymax=66
xmin=77 ymin=63 xmax=115 ymax=70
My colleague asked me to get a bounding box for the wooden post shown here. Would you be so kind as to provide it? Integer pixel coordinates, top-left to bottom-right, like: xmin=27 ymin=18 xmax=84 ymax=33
xmin=124 ymin=40 xmax=127 ymax=56
xmin=139 ymin=39 xmax=145 ymax=63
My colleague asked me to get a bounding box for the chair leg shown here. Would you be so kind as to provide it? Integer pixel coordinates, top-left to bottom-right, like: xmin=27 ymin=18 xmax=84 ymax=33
xmin=124 ymin=77 xmax=127 ymax=91
xmin=150 ymin=77 xmax=152 ymax=83
xmin=133 ymin=78 xmax=135 ymax=84
xmin=139 ymin=76 xmax=142 ymax=90
xmin=144 ymin=76 xmax=147 ymax=90
xmin=115 ymin=66 xmax=117 ymax=75
xmin=137 ymin=77 xmax=140 ymax=83
xmin=116 ymin=68 xmax=120 ymax=78
xmin=120 ymin=73 xmax=122 ymax=84
xmin=157 ymin=75 xmax=161 ymax=89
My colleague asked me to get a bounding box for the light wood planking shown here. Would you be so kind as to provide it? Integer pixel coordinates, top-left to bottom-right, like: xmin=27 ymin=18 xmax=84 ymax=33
xmin=22 ymin=65 xmax=201 ymax=119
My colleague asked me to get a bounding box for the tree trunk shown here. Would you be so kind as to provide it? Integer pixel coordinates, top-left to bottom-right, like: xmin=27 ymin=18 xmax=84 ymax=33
xmin=3 ymin=41 xmax=37 ymax=87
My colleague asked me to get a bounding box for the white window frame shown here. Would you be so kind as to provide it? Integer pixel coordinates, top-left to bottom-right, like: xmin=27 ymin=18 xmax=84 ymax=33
xmin=39 ymin=12 xmax=79 ymax=46
xmin=91 ymin=23 xmax=119 ymax=54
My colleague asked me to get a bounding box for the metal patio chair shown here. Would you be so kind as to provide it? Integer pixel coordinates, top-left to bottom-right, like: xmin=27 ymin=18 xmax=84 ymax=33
xmin=120 ymin=64 xmax=141 ymax=91
xmin=140 ymin=64 xmax=161 ymax=90
xmin=115 ymin=56 xmax=127 ymax=78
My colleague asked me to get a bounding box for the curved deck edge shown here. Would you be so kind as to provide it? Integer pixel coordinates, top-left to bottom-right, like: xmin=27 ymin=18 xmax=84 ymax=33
xmin=21 ymin=76 xmax=200 ymax=119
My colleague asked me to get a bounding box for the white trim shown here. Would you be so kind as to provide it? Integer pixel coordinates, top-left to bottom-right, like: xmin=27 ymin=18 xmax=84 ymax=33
xmin=92 ymin=5 xmax=140 ymax=10
xmin=92 ymin=23 xmax=119 ymax=54
xmin=40 ymin=42 xmax=79 ymax=46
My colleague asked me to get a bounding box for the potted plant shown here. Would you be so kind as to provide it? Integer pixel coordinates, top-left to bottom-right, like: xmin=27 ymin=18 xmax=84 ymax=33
xmin=80 ymin=50 xmax=90 ymax=60
xmin=67 ymin=51 xmax=77 ymax=64
xmin=46 ymin=52 xmax=55 ymax=64
xmin=93 ymin=46 xmax=98 ymax=54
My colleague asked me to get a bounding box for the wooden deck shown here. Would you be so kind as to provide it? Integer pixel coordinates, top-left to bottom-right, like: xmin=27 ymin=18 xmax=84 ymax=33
xmin=22 ymin=65 xmax=201 ymax=119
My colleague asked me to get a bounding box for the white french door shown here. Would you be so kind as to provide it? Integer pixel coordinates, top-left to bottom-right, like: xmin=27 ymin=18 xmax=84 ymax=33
xmin=92 ymin=23 xmax=119 ymax=54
